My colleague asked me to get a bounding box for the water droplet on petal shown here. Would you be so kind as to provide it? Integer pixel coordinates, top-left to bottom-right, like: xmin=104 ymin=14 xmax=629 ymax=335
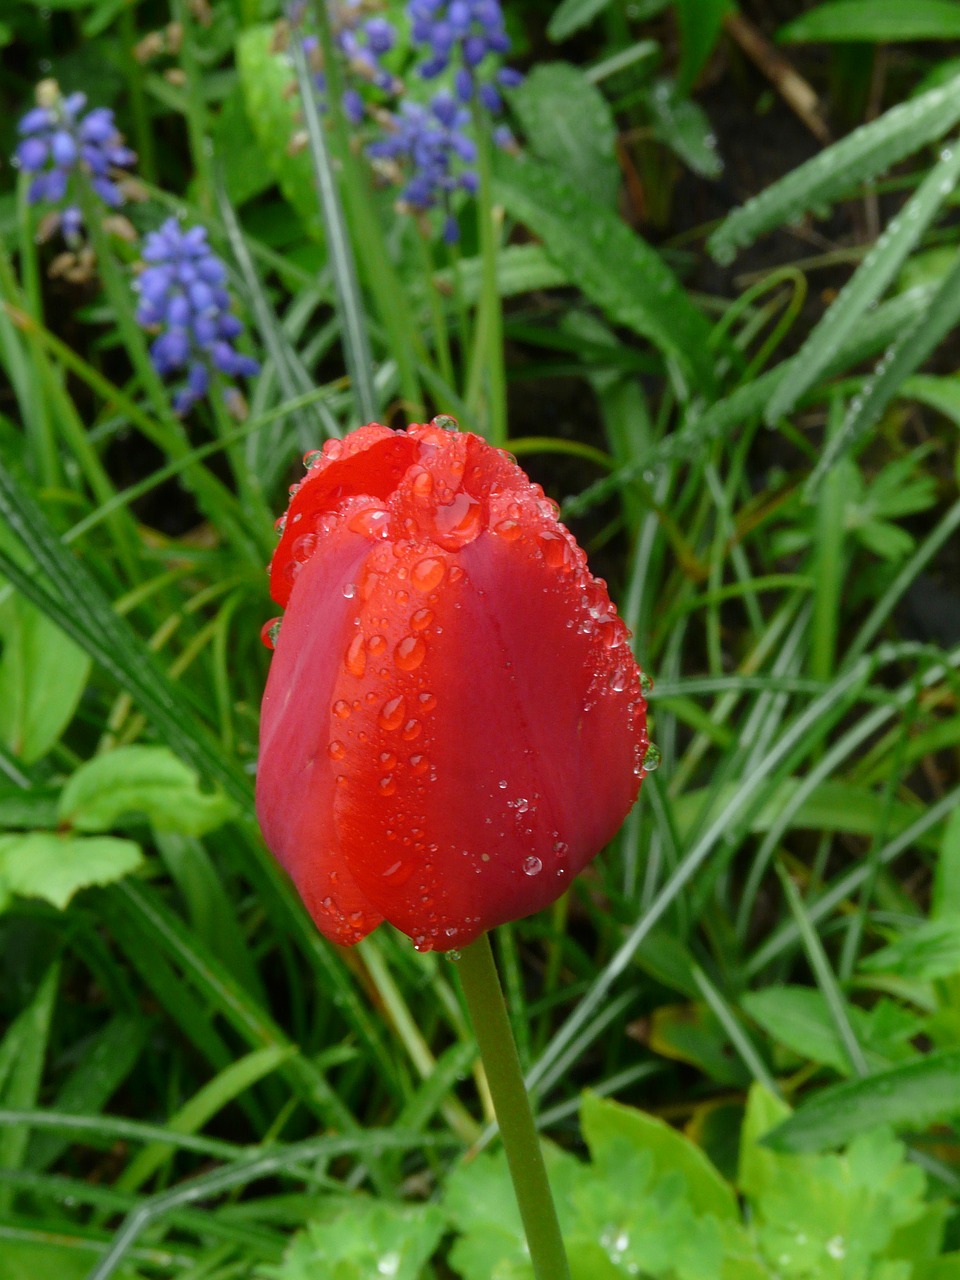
xmin=378 ymin=695 xmax=406 ymax=731
xmin=342 ymin=581 xmax=357 ymax=599
xmin=303 ymin=449 xmax=324 ymax=468
xmin=368 ymin=634 xmax=386 ymax=654
xmin=411 ymin=607 xmax=433 ymax=631
xmin=523 ymin=855 xmax=542 ymax=876
xmin=345 ymin=633 xmax=366 ymax=677
xmin=261 ymin=617 xmax=282 ymax=649
xmin=639 ymin=671 xmax=654 ymax=697
xmin=402 ymin=719 xmax=422 ymax=741
xmin=333 ymin=699 xmax=352 ymax=718
xmin=412 ymin=557 xmax=445 ymax=592
xmin=418 ymin=691 xmax=437 ymax=711
xmin=498 ymin=779 xmax=508 ymax=790
xmin=643 ymin=743 xmax=661 ymax=773
xmin=395 ymin=634 xmax=427 ymax=670
xmin=379 ymin=774 xmax=397 ymax=796
xmin=328 ymin=740 xmax=345 ymax=760
xmin=494 ymin=518 xmax=521 ymax=540
xmin=349 ymin=506 xmax=392 ymax=539
xmin=409 ymin=753 xmax=429 ymax=774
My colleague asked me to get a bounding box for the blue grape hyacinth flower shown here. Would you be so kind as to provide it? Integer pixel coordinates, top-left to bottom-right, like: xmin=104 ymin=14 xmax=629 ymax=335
xmin=367 ymin=91 xmax=477 ymax=241
xmin=134 ymin=219 xmax=260 ymax=416
xmin=408 ymin=0 xmax=522 ymax=109
xmin=14 ymin=81 xmax=137 ymax=241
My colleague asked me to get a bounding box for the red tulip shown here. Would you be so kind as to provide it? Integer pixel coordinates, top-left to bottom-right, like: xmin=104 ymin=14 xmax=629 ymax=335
xmin=256 ymin=419 xmax=650 ymax=952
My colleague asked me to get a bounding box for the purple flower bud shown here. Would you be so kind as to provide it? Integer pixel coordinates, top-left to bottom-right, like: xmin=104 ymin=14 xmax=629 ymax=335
xmin=16 ymin=137 xmax=48 ymax=171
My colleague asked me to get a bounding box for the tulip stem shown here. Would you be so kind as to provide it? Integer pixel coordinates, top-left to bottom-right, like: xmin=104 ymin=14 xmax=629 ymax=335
xmin=457 ymin=932 xmax=571 ymax=1280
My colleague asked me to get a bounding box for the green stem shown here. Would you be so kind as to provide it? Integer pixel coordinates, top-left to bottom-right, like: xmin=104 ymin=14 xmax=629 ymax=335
xmin=466 ymin=109 xmax=507 ymax=444
xmin=457 ymin=933 xmax=570 ymax=1280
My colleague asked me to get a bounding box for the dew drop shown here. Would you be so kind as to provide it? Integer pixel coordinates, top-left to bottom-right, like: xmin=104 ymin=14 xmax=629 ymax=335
xmin=498 ymin=779 xmax=508 ymax=790
xmin=379 ymin=750 xmax=397 ymax=769
xmin=402 ymin=719 xmax=422 ymax=741
xmin=261 ymin=617 xmax=282 ymax=649
xmin=418 ymin=691 xmax=437 ymax=711
xmin=493 ymin=518 xmax=521 ymax=540
xmin=409 ymin=753 xmax=429 ymax=774
xmin=368 ymin=634 xmax=386 ymax=654
xmin=379 ymin=774 xmax=397 ymax=796
xmin=345 ymin=633 xmax=366 ymax=677
xmin=348 ymin=506 xmax=391 ymax=539
xmin=328 ymin=740 xmax=346 ymax=760
xmin=378 ymin=695 xmax=406 ymax=731
xmin=639 ymin=671 xmax=654 ymax=697
xmin=302 ymin=449 xmax=323 ymax=468
xmin=395 ymin=634 xmax=427 ymax=670
xmin=643 ymin=743 xmax=661 ymax=773
xmin=523 ymin=855 xmax=542 ymax=876
xmin=342 ymin=581 xmax=357 ymax=599
xmin=411 ymin=607 xmax=433 ymax=631
xmin=333 ymin=699 xmax=351 ymax=719
xmin=537 ymin=530 xmax=568 ymax=568
xmin=412 ymin=556 xmax=445 ymax=592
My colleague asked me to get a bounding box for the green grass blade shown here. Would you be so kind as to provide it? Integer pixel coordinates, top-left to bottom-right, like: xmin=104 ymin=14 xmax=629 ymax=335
xmin=765 ymin=142 xmax=960 ymax=422
xmin=709 ymin=69 xmax=960 ymax=261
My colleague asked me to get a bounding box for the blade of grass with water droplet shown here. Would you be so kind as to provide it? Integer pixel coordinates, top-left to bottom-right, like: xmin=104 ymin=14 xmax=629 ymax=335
xmin=709 ymin=70 xmax=960 ymax=262
xmin=766 ymin=142 xmax=960 ymax=422
xmin=805 ymin=248 xmax=960 ymax=498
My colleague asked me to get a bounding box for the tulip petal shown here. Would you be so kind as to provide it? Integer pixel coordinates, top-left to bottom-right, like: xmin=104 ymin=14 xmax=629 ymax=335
xmin=326 ymin=495 xmax=646 ymax=951
xmin=257 ymin=521 xmax=386 ymax=946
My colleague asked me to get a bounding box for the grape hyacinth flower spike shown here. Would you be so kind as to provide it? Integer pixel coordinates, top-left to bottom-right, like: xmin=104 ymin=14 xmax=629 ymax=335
xmin=134 ymin=219 xmax=260 ymax=416
xmin=14 ymin=79 xmax=137 ymax=243
xmin=367 ymin=92 xmax=477 ymax=241
xmin=408 ymin=0 xmax=523 ymax=111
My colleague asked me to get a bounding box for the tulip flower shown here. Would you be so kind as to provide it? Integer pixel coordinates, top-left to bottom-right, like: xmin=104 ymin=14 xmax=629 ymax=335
xmin=256 ymin=418 xmax=651 ymax=953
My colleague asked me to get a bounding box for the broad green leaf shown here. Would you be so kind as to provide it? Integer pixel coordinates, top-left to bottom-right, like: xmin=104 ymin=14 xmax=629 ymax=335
xmin=650 ymin=1002 xmax=752 ymax=1087
xmin=510 ymin=63 xmax=620 ymax=207
xmin=494 ymin=150 xmax=716 ymax=392
xmin=0 ymin=594 xmax=90 ymax=764
xmin=779 ymin=0 xmax=960 ymax=43
xmin=919 ymin=1257 xmax=960 ymax=1278
xmin=675 ymin=0 xmax=731 ymax=92
xmin=59 ymin=746 xmax=237 ymax=836
xmin=765 ymin=143 xmax=960 ymax=422
xmin=547 ymin=0 xmax=615 ymax=41
xmin=0 ymin=832 xmax=142 ymax=912
xmin=433 ymin=244 xmax=568 ymax=306
xmin=263 ymin=1200 xmax=445 ymax=1280
xmin=581 ymin=1091 xmax=739 ymax=1221
xmin=646 ymin=78 xmax=723 ymax=177
xmin=860 ymin=919 xmax=960 ymax=981
xmin=0 ymin=785 xmax=58 ymax=830
xmin=236 ymin=25 xmax=324 ymax=241
xmin=763 ymin=1051 xmax=960 ymax=1152
xmin=709 ymin=69 xmax=960 ymax=261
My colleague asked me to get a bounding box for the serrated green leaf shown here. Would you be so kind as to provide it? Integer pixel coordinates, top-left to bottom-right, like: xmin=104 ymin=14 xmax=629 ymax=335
xmin=265 ymin=1200 xmax=445 ymax=1280
xmin=581 ymin=1092 xmax=739 ymax=1222
xmin=59 ymin=746 xmax=237 ymax=836
xmin=236 ymin=25 xmax=324 ymax=241
xmin=743 ymin=987 xmax=920 ymax=1074
xmin=765 ymin=143 xmax=960 ymax=422
xmin=494 ymin=151 xmax=715 ymax=393
xmin=763 ymin=1051 xmax=960 ymax=1152
xmin=0 ymin=594 xmax=90 ymax=764
xmin=779 ymin=0 xmax=960 ymax=44
xmin=510 ymin=63 xmax=620 ymax=206
xmin=901 ymin=373 xmax=960 ymax=426
xmin=860 ymin=919 xmax=960 ymax=981
xmin=0 ymin=832 xmax=142 ymax=912
xmin=709 ymin=70 xmax=960 ymax=261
